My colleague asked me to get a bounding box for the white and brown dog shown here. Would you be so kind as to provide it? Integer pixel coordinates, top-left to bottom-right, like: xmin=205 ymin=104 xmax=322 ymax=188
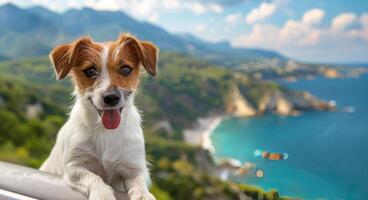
xmin=40 ymin=34 xmax=158 ymax=200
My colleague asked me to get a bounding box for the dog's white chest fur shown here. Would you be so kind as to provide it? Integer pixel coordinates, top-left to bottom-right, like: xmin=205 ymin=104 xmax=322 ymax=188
xmin=40 ymin=99 xmax=151 ymax=199
xmin=41 ymin=98 xmax=147 ymax=178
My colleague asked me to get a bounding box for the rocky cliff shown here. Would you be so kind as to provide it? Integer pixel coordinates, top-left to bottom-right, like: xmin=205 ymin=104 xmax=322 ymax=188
xmin=226 ymin=85 xmax=257 ymax=117
xmin=227 ymin=84 xmax=334 ymax=117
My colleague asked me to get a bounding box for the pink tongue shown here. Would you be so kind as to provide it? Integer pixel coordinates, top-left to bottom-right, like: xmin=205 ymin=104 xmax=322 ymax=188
xmin=101 ymin=109 xmax=121 ymax=130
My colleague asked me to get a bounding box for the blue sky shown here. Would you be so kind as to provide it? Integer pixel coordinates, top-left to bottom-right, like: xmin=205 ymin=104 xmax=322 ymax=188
xmin=1 ymin=0 xmax=368 ymax=63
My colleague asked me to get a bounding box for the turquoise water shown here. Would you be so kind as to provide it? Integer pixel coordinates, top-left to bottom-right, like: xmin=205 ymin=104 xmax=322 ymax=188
xmin=211 ymin=74 xmax=368 ymax=199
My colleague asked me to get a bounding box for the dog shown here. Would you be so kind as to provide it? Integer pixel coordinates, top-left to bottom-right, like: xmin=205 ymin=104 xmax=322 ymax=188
xmin=40 ymin=33 xmax=158 ymax=200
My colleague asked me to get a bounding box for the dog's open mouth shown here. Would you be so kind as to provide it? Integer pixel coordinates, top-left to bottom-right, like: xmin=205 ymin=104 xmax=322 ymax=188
xmin=89 ymin=98 xmax=123 ymax=130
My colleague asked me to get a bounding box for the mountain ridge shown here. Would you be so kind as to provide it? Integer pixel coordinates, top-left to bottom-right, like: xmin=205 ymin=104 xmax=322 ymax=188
xmin=0 ymin=3 xmax=284 ymax=63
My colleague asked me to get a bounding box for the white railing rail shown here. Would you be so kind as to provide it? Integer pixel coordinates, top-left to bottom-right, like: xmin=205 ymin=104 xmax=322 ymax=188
xmin=0 ymin=161 xmax=128 ymax=200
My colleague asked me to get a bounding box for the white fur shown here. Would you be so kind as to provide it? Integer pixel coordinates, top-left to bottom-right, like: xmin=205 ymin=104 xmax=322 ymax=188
xmin=40 ymin=44 xmax=155 ymax=200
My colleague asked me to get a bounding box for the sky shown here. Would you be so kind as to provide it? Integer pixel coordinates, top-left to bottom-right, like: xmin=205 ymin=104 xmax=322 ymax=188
xmin=1 ymin=0 xmax=368 ymax=63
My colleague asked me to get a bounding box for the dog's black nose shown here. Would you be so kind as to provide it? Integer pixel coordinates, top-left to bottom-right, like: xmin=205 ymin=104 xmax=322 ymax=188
xmin=103 ymin=92 xmax=121 ymax=106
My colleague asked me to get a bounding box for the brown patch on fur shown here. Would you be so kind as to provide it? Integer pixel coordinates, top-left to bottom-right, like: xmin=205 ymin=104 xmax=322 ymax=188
xmin=50 ymin=37 xmax=104 ymax=93
xmin=107 ymin=34 xmax=159 ymax=90
xmin=68 ymin=38 xmax=104 ymax=93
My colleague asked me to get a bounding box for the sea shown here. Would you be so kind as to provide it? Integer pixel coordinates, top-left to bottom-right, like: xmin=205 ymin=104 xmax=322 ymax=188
xmin=211 ymin=73 xmax=368 ymax=199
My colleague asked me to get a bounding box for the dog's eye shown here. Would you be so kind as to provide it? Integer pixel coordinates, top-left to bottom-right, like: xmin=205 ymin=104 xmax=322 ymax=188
xmin=83 ymin=66 xmax=99 ymax=79
xmin=119 ymin=65 xmax=133 ymax=77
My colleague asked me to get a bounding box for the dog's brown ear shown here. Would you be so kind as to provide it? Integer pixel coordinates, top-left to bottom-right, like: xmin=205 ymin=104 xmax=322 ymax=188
xmin=118 ymin=34 xmax=159 ymax=76
xmin=50 ymin=37 xmax=93 ymax=80
xmin=50 ymin=44 xmax=72 ymax=80
xmin=139 ymin=41 xmax=158 ymax=76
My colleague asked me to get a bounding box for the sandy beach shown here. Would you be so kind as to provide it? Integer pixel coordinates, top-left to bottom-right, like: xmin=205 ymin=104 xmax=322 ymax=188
xmin=183 ymin=115 xmax=224 ymax=153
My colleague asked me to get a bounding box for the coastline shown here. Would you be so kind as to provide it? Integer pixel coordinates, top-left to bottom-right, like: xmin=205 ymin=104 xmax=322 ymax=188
xmin=183 ymin=115 xmax=254 ymax=181
xmin=181 ymin=69 xmax=352 ymax=150
xmin=183 ymin=115 xmax=225 ymax=153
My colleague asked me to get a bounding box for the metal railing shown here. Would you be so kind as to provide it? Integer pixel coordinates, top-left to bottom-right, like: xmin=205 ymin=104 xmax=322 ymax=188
xmin=0 ymin=161 xmax=128 ymax=200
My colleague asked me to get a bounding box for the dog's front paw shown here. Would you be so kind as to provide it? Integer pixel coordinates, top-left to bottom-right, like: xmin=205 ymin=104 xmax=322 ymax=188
xmin=128 ymin=186 xmax=156 ymax=200
xmin=89 ymin=186 xmax=116 ymax=200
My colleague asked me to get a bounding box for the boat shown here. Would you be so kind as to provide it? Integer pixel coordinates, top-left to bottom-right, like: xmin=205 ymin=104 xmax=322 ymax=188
xmin=254 ymin=149 xmax=288 ymax=160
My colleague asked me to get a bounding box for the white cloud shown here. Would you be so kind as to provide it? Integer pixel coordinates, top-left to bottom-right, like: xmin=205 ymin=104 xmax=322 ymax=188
xmin=302 ymin=8 xmax=325 ymax=25
xmin=298 ymin=30 xmax=321 ymax=46
xmin=208 ymin=3 xmax=223 ymax=14
xmin=162 ymin=0 xmax=180 ymax=10
xmin=182 ymin=2 xmax=222 ymax=15
xmin=331 ymin=13 xmax=357 ymax=31
xmin=280 ymin=19 xmax=319 ymax=45
xmin=347 ymin=13 xmax=368 ymax=42
xmin=361 ymin=13 xmax=368 ymax=42
xmin=83 ymin=0 xmax=122 ymax=11
xmin=246 ymin=2 xmax=277 ymax=24
xmin=361 ymin=14 xmax=368 ymax=41
xmin=188 ymin=2 xmax=207 ymax=14
xmin=233 ymin=10 xmax=368 ymax=56
xmin=361 ymin=13 xmax=368 ymax=28
xmin=236 ymin=8 xmax=326 ymax=48
xmin=226 ymin=13 xmax=242 ymax=25
xmin=234 ymin=24 xmax=279 ymax=46
xmin=124 ymin=0 xmax=159 ymax=18
xmin=164 ymin=1 xmax=222 ymax=15
xmin=196 ymin=24 xmax=207 ymax=33
xmin=234 ymin=22 xmax=321 ymax=48
xmin=147 ymin=12 xmax=159 ymax=22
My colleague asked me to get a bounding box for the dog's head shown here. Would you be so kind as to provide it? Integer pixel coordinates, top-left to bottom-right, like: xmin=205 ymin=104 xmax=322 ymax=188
xmin=50 ymin=34 xmax=158 ymax=130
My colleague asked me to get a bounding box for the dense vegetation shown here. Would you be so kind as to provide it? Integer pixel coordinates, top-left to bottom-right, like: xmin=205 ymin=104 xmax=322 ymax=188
xmin=0 ymin=53 xmax=282 ymax=199
xmin=0 ymin=77 xmax=62 ymax=166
